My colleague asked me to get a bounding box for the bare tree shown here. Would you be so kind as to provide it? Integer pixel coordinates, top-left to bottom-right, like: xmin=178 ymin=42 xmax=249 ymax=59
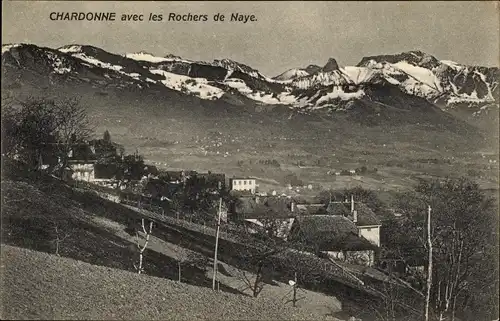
xmin=51 ymin=221 xmax=71 ymax=256
xmin=234 ymin=230 xmax=286 ymax=297
xmin=171 ymin=237 xmax=199 ymax=283
xmin=233 ymin=218 xmax=327 ymax=298
xmin=234 ymin=266 xmax=266 ymax=298
xmin=134 ymin=219 xmax=154 ymax=274
xmin=393 ymin=178 xmax=498 ymax=321
xmin=425 ymin=205 xmax=432 ymax=321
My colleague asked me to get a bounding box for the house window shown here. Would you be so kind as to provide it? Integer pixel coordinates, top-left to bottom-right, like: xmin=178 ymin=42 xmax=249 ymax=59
xmin=244 ymin=180 xmax=247 ymax=185
xmin=366 ymin=228 xmax=372 ymax=231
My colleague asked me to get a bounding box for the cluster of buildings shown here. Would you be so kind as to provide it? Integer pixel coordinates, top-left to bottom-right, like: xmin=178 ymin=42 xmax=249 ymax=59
xmin=229 ymin=190 xmax=382 ymax=267
xmin=37 ymin=139 xmax=159 ymax=188
xmin=38 ymin=141 xmax=384 ymax=268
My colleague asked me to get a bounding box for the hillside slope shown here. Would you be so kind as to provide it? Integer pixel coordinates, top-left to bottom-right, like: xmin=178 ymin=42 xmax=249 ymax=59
xmin=0 ymin=245 xmax=344 ymax=320
xmin=2 ymin=164 xmax=380 ymax=320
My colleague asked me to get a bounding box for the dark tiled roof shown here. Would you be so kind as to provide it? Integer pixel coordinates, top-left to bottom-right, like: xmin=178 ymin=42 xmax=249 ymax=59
xmin=68 ymin=144 xmax=97 ymax=162
xmin=321 ymin=233 xmax=377 ymax=251
xmin=290 ymin=215 xmax=377 ymax=252
xmin=354 ymin=203 xmax=381 ymax=226
xmin=235 ymin=196 xmax=294 ymax=219
xmin=88 ymin=139 xmax=117 ymax=158
xmin=322 ymin=202 xmax=381 ymax=226
xmin=94 ymin=163 xmax=121 ymax=179
xmin=326 ymin=202 xmax=351 ymax=216
xmin=40 ymin=143 xmax=96 ymax=165
xmin=294 ymin=204 xmax=327 ymax=215
xmin=294 ymin=215 xmax=358 ymax=235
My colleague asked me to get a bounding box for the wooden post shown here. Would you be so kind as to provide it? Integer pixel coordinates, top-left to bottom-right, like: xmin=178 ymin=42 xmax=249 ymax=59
xmin=425 ymin=205 xmax=433 ymax=321
xmin=292 ymin=272 xmax=297 ymax=307
xmin=212 ymin=198 xmax=223 ymax=291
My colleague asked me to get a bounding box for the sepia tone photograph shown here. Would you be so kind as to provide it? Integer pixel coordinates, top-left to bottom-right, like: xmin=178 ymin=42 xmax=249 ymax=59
xmin=1 ymin=1 xmax=499 ymax=320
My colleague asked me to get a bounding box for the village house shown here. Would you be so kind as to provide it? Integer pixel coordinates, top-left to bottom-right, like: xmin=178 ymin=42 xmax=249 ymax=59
xmin=230 ymin=192 xmax=382 ymax=266
xmin=230 ymin=192 xmax=382 ymax=267
xmin=229 ymin=177 xmax=258 ymax=194
xmin=327 ymin=196 xmax=382 ymax=247
xmin=288 ymin=214 xmax=378 ymax=266
xmin=38 ymin=142 xmax=98 ymax=181
xmin=230 ymin=195 xmax=295 ymax=239
xmin=38 ymin=141 xmax=159 ymax=185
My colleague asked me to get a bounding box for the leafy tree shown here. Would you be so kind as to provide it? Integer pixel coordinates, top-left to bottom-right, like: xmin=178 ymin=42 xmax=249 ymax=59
xmin=118 ymin=153 xmax=145 ymax=189
xmin=1 ymin=96 xmax=91 ymax=172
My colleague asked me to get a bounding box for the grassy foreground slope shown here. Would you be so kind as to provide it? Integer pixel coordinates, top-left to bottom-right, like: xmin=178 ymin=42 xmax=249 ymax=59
xmin=1 ymin=162 xmax=357 ymax=320
xmin=0 ymin=245 xmax=343 ymax=320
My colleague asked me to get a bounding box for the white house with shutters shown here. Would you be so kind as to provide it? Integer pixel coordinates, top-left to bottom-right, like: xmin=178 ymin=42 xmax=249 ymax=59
xmin=229 ymin=177 xmax=257 ymax=194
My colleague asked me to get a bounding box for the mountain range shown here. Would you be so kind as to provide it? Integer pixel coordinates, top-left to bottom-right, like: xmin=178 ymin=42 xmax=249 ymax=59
xmin=2 ymin=43 xmax=498 ymax=120
xmin=2 ymin=42 xmax=499 ymax=193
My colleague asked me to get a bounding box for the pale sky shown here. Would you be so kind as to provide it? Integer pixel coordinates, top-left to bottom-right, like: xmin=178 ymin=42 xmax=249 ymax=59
xmin=2 ymin=1 xmax=499 ymax=76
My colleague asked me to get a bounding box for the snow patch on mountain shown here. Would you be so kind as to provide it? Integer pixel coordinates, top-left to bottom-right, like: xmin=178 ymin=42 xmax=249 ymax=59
xmin=58 ymin=45 xmax=83 ymax=54
xmin=360 ymin=60 xmax=442 ymax=97
xmin=224 ymin=78 xmax=295 ymax=104
xmin=150 ymin=69 xmax=224 ymax=100
xmin=72 ymin=52 xmax=124 ymax=72
xmin=125 ymin=52 xmax=191 ymax=64
xmin=340 ymin=66 xmax=378 ymax=84
xmin=392 ymin=61 xmax=442 ymax=91
xmin=225 ymin=78 xmax=253 ymax=94
xmin=52 ymin=58 xmax=71 ymax=74
xmin=293 ymin=70 xmax=352 ymax=89
xmin=274 ymin=68 xmax=310 ymax=81
xmin=440 ymin=60 xmax=461 ymax=71
xmin=316 ymin=87 xmax=365 ymax=104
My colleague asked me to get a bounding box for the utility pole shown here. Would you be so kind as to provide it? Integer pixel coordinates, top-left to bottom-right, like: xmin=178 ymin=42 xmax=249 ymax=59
xmin=212 ymin=197 xmax=223 ymax=291
xmin=425 ymin=205 xmax=433 ymax=321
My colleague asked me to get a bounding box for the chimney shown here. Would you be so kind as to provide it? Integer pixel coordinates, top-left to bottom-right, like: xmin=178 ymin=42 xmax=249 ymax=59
xmin=351 ymin=195 xmax=355 ymax=213
xmin=353 ymin=210 xmax=358 ymax=223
